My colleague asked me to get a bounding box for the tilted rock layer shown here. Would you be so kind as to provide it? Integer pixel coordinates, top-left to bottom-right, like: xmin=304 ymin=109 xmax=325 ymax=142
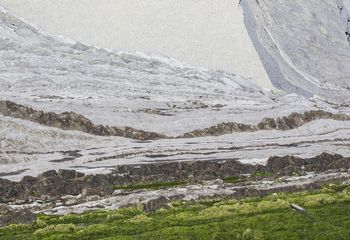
xmin=0 ymin=2 xmax=350 ymax=203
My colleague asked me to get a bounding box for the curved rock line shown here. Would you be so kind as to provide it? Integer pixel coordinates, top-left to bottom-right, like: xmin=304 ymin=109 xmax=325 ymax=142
xmin=0 ymin=101 xmax=166 ymax=140
xmin=180 ymin=110 xmax=350 ymax=138
xmin=1 ymin=100 xmax=349 ymax=140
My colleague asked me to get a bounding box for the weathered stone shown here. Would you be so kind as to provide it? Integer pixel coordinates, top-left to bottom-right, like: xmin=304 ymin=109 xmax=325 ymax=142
xmin=143 ymin=196 xmax=170 ymax=213
xmin=0 ymin=206 xmax=36 ymax=227
xmin=64 ymin=198 xmax=80 ymax=206
xmin=81 ymin=187 xmax=106 ymax=198
xmin=266 ymin=153 xmax=347 ymax=175
xmin=0 ymin=153 xmax=349 ymax=203
xmin=1 ymin=101 xmax=348 ymax=139
xmin=181 ymin=110 xmax=350 ymax=138
xmin=0 ymin=100 xmax=166 ymax=140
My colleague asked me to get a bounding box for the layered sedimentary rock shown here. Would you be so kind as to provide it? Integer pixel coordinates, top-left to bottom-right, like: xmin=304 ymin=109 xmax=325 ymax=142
xmin=0 ymin=101 xmax=165 ymax=140
xmin=182 ymin=110 xmax=350 ymax=137
xmin=0 ymin=153 xmax=349 ymax=203
xmin=0 ymin=2 xmax=349 ymax=216
xmin=1 ymin=100 xmax=349 ymax=139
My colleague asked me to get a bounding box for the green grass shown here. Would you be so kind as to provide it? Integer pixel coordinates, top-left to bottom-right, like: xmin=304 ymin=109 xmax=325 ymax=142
xmin=223 ymin=172 xmax=274 ymax=184
xmin=113 ymin=180 xmax=188 ymax=191
xmin=223 ymin=175 xmax=248 ymax=184
xmin=1 ymin=184 xmax=350 ymax=240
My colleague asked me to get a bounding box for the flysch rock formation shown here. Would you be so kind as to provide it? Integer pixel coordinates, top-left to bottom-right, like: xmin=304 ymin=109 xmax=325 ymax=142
xmin=2 ymin=153 xmax=350 ymax=217
xmin=0 ymin=1 xmax=349 ymax=218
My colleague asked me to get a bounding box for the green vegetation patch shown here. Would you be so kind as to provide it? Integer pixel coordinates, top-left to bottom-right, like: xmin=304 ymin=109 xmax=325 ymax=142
xmin=1 ymin=184 xmax=350 ymax=240
xmin=113 ymin=180 xmax=188 ymax=191
xmin=223 ymin=172 xmax=274 ymax=184
xmin=223 ymin=175 xmax=247 ymax=184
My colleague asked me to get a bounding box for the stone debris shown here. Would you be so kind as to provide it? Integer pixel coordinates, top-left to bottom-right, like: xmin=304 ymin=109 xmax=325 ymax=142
xmin=290 ymin=204 xmax=306 ymax=213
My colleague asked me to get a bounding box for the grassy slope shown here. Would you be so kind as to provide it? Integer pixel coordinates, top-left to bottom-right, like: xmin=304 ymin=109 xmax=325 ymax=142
xmin=1 ymin=184 xmax=350 ymax=240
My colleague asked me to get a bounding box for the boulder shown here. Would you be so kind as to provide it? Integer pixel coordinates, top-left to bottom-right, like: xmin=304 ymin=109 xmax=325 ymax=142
xmin=143 ymin=196 xmax=170 ymax=213
xmin=0 ymin=206 xmax=36 ymax=227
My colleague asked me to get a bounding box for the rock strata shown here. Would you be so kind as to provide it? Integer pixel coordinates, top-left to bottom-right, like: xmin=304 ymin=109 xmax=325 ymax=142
xmin=0 ymin=153 xmax=349 ymax=203
xmin=0 ymin=100 xmax=166 ymax=140
xmin=181 ymin=111 xmax=350 ymax=137
xmin=1 ymin=100 xmax=349 ymax=140
xmin=266 ymin=152 xmax=347 ymax=175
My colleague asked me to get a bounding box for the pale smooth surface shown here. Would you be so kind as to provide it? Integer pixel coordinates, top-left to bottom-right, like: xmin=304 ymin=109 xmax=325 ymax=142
xmin=0 ymin=0 xmax=274 ymax=88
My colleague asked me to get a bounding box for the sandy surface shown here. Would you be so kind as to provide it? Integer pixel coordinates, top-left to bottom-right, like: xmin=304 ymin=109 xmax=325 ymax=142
xmin=0 ymin=0 xmax=274 ymax=89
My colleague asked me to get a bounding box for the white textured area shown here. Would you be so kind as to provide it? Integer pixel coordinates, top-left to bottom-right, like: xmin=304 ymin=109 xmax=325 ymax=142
xmin=344 ymin=0 xmax=350 ymax=11
xmin=0 ymin=4 xmax=322 ymax=136
xmin=243 ymin=0 xmax=350 ymax=102
xmin=0 ymin=4 xmax=350 ymax=181
xmin=1 ymin=116 xmax=350 ymax=181
xmin=0 ymin=0 xmax=273 ymax=89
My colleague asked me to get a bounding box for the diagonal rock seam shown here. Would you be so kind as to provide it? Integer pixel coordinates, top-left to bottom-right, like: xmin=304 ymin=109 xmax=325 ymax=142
xmin=0 ymin=100 xmax=349 ymax=140
xmin=0 ymin=101 xmax=166 ymax=140
xmin=180 ymin=110 xmax=350 ymax=137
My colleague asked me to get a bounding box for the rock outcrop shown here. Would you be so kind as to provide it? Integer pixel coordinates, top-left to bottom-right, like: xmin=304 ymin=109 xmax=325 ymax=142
xmin=0 ymin=205 xmax=36 ymax=227
xmin=143 ymin=196 xmax=170 ymax=213
xmin=266 ymin=153 xmax=347 ymax=175
xmin=0 ymin=100 xmax=166 ymax=140
xmin=181 ymin=110 xmax=350 ymax=137
xmin=2 ymin=100 xmax=348 ymax=139
xmin=0 ymin=153 xmax=349 ymax=203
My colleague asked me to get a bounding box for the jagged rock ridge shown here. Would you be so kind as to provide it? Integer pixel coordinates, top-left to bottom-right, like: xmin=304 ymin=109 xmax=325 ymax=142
xmin=1 ymin=100 xmax=349 ymax=140
xmin=0 ymin=101 xmax=166 ymax=140
xmin=182 ymin=111 xmax=350 ymax=137
xmin=0 ymin=153 xmax=348 ymax=203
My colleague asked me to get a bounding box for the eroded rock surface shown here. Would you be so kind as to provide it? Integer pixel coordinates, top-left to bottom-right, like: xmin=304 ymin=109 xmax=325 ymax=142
xmin=0 ymin=2 xmax=350 ymax=221
xmin=181 ymin=111 xmax=350 ymax=137
xmin=0 ymin=101 xmax=166 ymax=140
xmin=0 ymin=153 xmax=349 ymax=203
xmin=0 ymin=205 xmax=35 ymax=227
xmin=1 ymin=100 xmax=349 ymax=139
